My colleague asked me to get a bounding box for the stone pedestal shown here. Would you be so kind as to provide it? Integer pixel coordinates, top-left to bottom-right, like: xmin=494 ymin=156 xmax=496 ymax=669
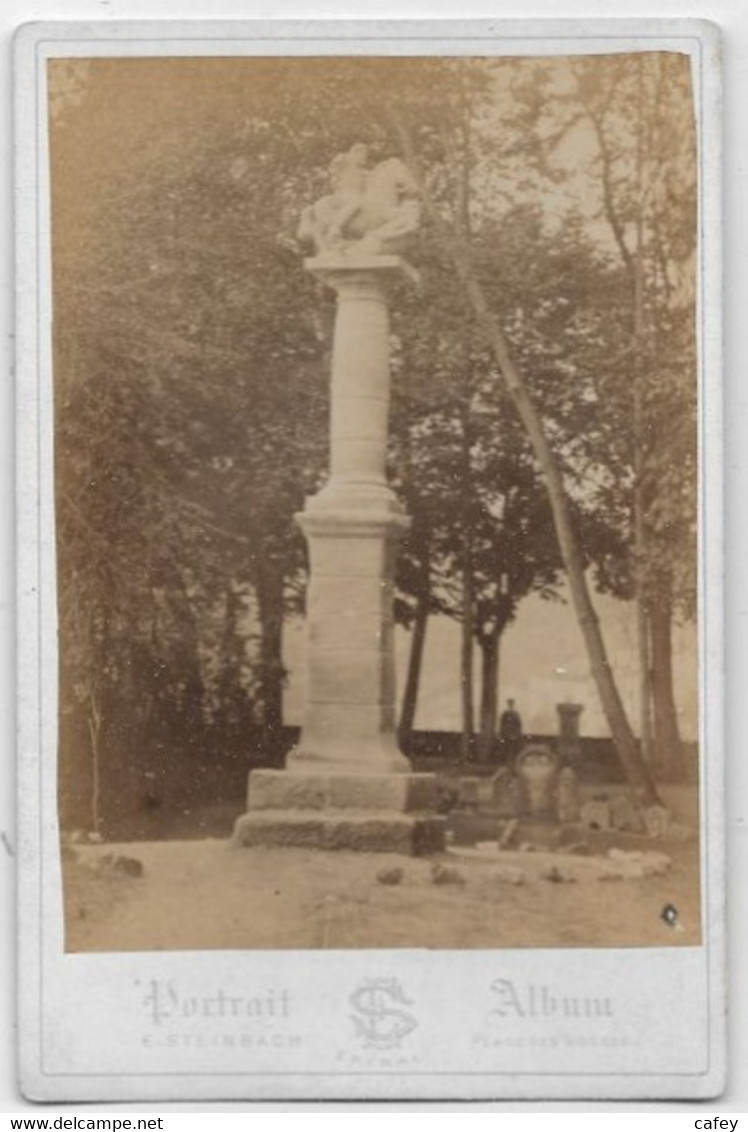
xmin=234 ymin=255 xmax=444 ymax=854
xmin=233 ymin=769 xmax=444 ymax=854
xmin=556 ymin=702 xmax=584 ymax=765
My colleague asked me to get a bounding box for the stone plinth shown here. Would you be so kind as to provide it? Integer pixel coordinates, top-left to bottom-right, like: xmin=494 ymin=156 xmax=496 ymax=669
xmin=289 ymin=507 xmax=409 ymax=775
xmin=242 ymin=768 xmax=437 ymax=812
xmin=234 ymin=811 xmax=444 ymax=855
xmin=234 ymin=769 xmax=445 ymax=855
xmin=234 ymin=254 xmax=444 ymax=855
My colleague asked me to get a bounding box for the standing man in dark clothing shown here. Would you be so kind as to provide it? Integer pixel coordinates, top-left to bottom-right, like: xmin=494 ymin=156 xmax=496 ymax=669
xmin=499 ymin=698 xmax=523 ymax=763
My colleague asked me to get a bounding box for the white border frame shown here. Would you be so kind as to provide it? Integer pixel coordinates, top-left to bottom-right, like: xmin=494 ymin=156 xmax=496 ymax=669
xmin=13 ymin=18 xmax=724 ymax=1105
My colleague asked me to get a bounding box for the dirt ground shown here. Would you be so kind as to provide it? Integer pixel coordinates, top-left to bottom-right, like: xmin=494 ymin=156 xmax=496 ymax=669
xmin=63 ymin=786 xmax=702 ymax=952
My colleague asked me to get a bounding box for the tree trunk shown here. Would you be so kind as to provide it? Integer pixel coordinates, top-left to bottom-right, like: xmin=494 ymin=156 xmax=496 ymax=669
xmin=216 ymin=585 xmax=249 ymax=745
xmin=650 ymin=598 xmax=685 ymax=780
xmin=398 ymin=567 xmax=430 ymax=745
xmin=477 ymin=628 xmax=501 ymax=764
xmin=460 ymin=541 xmax=475 ymax=762
xmin=458 ymin=375 xmax=476 ymax=763
xmin=466 ymin=278 xmax=660 ymax=805
xmin=632 ymin=62 xmax=654 ymax=768
xmin=164 ymin=565 xmax=206 ymax=746
xmin=634 ymin=494 xmax=654 ymax=763
xmin=394 ymin=120 xmax=662 ymax=807
xmin=256 ymin=560 xmax=285 ymax=751
xmin=87 ymin=693 xmax=103 ymax=837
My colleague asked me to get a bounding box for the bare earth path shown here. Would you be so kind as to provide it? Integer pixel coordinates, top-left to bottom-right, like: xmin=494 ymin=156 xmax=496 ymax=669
xmin=64 ymin=832 xmax=701 ymax=952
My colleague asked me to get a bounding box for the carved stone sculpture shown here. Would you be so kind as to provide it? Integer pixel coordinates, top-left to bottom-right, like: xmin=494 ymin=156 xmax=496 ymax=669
xmin=514 ymin=744 xmax=560 ymax=818
xmin=298 ymin=144 xmax=420 ymax=257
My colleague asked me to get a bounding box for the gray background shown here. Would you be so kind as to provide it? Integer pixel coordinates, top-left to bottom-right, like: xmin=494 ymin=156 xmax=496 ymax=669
xmin=1 ymin=0 xmax=744 ymax=1114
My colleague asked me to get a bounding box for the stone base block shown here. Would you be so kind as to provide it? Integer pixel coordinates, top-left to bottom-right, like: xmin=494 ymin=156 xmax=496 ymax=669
xmin=245 ymin=768 xmax=438 ymax=813
xmin=233 ymin=810 xmax=445 ymax=856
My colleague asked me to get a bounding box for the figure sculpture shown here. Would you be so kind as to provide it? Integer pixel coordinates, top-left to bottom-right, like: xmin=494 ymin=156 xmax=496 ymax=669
xmin=298 ymin=143 xmax=420 ymax=257
xmin=514 ymin=744 xmax=560 ymax=818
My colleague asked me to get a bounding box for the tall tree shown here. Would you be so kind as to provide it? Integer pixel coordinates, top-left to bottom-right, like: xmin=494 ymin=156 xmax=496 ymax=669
xmin=390 ymin=203 xmax=624 ymax=766
xmin=567 ymin=53 xmax=698 ymax=778
xmin=389 ymin=62 xmax=663 ymax=805
xmin=51 ymin=59 xmax=332 ymax=823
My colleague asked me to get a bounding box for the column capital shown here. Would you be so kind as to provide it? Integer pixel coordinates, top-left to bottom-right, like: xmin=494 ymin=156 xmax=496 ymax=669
xmin=304 ymin=253 xmax=419 ymax=293
xmin=556 ymin=702 xmax=584 ymax=717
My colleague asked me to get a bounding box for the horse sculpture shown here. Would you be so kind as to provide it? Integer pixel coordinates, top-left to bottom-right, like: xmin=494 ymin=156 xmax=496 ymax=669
xmin=298 ymin=143 xmax=420 ymax=257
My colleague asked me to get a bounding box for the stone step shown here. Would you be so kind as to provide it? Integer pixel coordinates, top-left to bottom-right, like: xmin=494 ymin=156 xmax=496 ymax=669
xmin=245 ymin=768 xmax=438 ymax=814
xmin=233 ymin=810 xmax=446 ymax=856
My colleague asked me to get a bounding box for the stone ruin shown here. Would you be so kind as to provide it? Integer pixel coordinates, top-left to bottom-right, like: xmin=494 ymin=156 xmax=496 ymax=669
xmin=446 ymin=741 xmax=683 ymax=884
xmin=491 ymin=743 xmax=579 ymax=823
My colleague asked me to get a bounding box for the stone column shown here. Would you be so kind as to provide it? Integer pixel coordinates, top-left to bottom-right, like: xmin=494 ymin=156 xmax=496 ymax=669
xmin=289 ymin=257 xmax=410 ymax=775
xmin=234 ymin=255 xmax=444 ymax=854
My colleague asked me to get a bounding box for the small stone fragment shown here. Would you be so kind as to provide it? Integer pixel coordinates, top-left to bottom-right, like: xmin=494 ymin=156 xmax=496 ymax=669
xmin=431 ymin=862 xmax=466 ymax=886
xmin=376 ymin=866 xmax=404 ymax=886
xmin=644 ymin=805 xmax=671 ymax=839
xmin=579 ymin=799 xmax=612 ymax=831
xmin=113 ymin=855 xmax=144 ymax=878
xmin=541 ymin=865 xmax=577 ymax=883
xmin=610 ymin=794 xmax=645 ymax=833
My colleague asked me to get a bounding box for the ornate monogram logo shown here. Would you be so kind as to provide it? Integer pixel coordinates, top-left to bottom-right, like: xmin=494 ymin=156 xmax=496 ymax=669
xmin=349 ymin=977 xmax=417 ymax=1051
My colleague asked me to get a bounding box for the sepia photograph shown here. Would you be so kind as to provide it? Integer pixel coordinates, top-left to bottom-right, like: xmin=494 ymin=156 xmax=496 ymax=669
xmin=49 ymin=49 xmax=703 ymax=955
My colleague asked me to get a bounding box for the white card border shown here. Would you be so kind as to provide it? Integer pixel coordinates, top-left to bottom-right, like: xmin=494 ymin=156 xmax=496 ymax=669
xmin=14 ymin=18 xmax=725 ymax=1104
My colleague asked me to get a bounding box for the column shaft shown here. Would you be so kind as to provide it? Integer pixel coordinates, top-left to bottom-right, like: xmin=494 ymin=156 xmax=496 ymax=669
xmin=289 ymin=258 xmax=411 ymax=775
